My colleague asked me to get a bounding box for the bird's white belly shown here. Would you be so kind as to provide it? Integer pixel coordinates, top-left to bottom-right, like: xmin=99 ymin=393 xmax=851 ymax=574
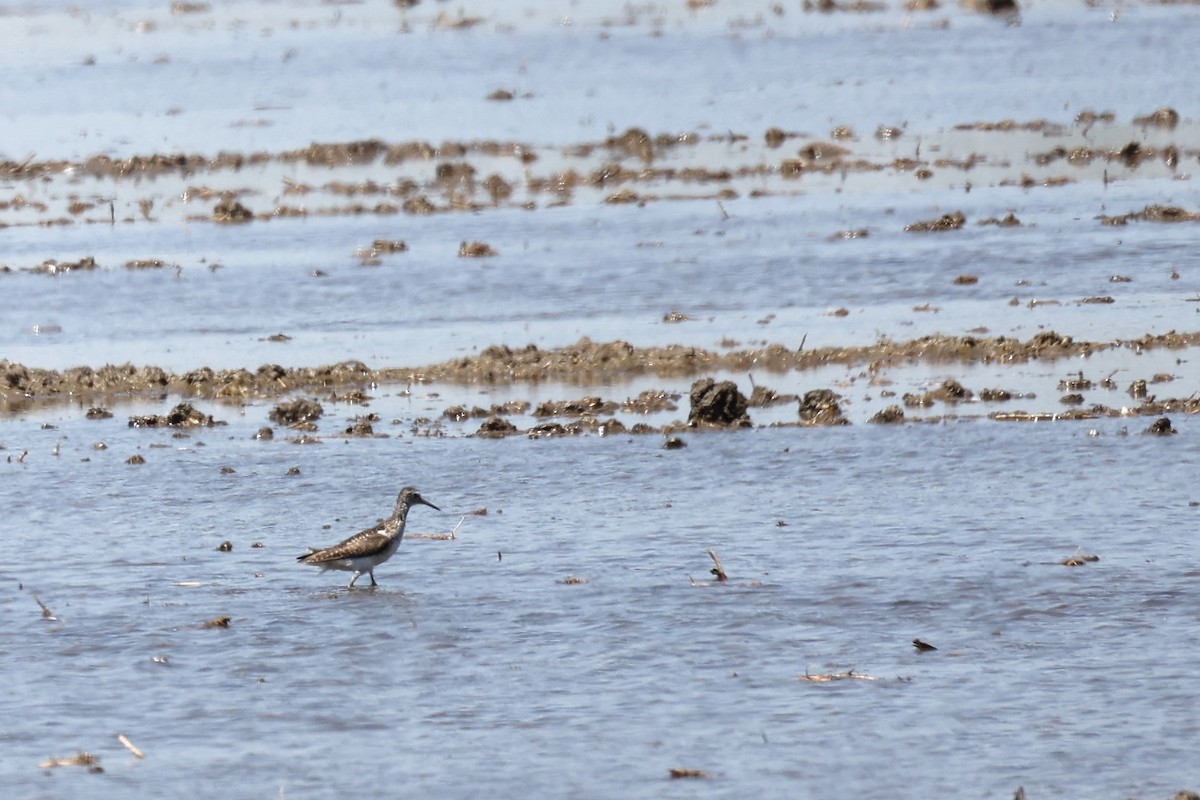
xmin=318 ymin=540 xmax=400 ymax=572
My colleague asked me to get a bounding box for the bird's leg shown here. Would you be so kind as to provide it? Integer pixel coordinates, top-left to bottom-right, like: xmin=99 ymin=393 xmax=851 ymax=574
xmin=369 ymin=570 xmax=378 ymax=587
xmin=348 ymin=571 xmax=361 ymax=589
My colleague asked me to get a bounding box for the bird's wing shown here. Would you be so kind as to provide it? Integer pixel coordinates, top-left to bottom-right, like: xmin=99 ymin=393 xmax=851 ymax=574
xmin=300 ymin=523 xmax=391 ymax=562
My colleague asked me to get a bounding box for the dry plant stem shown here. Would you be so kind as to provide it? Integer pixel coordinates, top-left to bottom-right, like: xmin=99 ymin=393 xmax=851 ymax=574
xmin=706 ymin=548 xmax=728 ymax=582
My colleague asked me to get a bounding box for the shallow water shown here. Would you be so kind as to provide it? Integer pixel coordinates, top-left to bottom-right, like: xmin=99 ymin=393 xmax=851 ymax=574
xmin=4 ymin=0 xmax=1200 ymax=797
xmin=4 ymin=413 xmax=1199 ymax=798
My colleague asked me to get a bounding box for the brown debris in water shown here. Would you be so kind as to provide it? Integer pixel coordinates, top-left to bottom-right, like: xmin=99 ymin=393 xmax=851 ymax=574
xmin=527 ymin=421 xmax=574 ymax=439
xmin=1098 ymin=205 xmax=1199 ymax=225
xmin=1061 ymin=548 xmax=1100 ymax=567
xmin=623 ymin=389 xmax=679 ymax=413
xmin=668 ymin=768 xmax=710 ymax=780
xmin=869 ymin=404 xmax=905 ymax=424
xmin=28 ymin=256 xmax=99 ymax=275
xmin=39 ymin=751 xmax=103 ymax=773
xmin=747 ymin=384 xmax=798 ymax=407
xmin=533 ymin=396 xmax=617 ymax=417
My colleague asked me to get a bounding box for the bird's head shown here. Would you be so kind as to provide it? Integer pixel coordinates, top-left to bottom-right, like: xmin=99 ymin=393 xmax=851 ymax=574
xmin=396 ymin=486 xmax=440 ymax=512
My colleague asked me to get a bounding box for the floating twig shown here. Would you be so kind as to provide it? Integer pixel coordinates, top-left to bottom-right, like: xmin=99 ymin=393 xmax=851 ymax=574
xmin=912 ymin=638 xmax=938 ymax=652
xmin=118 ymin=734 xmax=145 ymax=759
xmin=407 ymin=515 xmax=465 ymax=541
xmin=797 ymin=669 xmax=877 ymax=682
xmin=668 ymin=767 xmax=710 ymax=779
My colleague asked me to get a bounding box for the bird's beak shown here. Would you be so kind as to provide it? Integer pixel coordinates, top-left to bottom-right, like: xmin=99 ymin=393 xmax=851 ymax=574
xmin=421 ymin=497 xmax=441 ymax=511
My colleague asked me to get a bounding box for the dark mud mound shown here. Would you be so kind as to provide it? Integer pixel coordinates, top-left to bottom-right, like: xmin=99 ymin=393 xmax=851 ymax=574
xmin=688 ymin=378 xmax=750 ymax=427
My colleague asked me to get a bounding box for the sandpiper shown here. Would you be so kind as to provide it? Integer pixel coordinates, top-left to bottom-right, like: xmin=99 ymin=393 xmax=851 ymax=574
xmin=297 ymin=486 xmax=440 ymax=588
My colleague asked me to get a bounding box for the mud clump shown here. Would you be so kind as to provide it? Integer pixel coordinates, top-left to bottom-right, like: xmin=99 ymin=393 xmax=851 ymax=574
xmin=476 ymin=416 xmax=519 ymax=438
xmin=459 ymin=240 xmax=497 ymax=257
xmin=606 ymin=127 xmax=655 ymax=162
xmin=904 ymin=380 xmax=972 ymax=407
xmin=212 ymin=196 xmax=253 ymax=223
xmin=129 ymin=402 xmax=221 ymax=428
xmin=269 ymin=398 xmax=324 ymax=426
xmin=688 ymin=378 xmax=750 ymax=427
xmin=1133 ymin=107 xmax=1179 ymax=129
xmin=1027 ymin=330 xmax=1073 ymax=354
xmin=1144 ymin=417 xmax=1176 ymax=435
xmin=797 ymin=389 xmax=849 ymax=425
xmin=905 ymin=211 xmax=966 ymax=232
xmin=528 ymin=421 xmax=574 ymax=439
xmin=533 ymin=396 xmax=617 ymax=417
xmin=869 ymin=404 xmax=905 ymax=424
xmin=930 ymin=379 xmax=972 ymax=402
xmin=343 ymin=415 xmax=378 ymax=437
xmin=965 ymin=0 xmax=1019 ymax=13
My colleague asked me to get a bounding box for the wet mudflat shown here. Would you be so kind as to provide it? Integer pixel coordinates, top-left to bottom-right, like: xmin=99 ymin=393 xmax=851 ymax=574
xmin=4 ymin=0 xmax=1200 ymax=798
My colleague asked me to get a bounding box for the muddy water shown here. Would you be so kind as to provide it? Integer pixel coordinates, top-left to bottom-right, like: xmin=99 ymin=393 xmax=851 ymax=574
xmin=4 ymin=0 xmax=1200 ymax=798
